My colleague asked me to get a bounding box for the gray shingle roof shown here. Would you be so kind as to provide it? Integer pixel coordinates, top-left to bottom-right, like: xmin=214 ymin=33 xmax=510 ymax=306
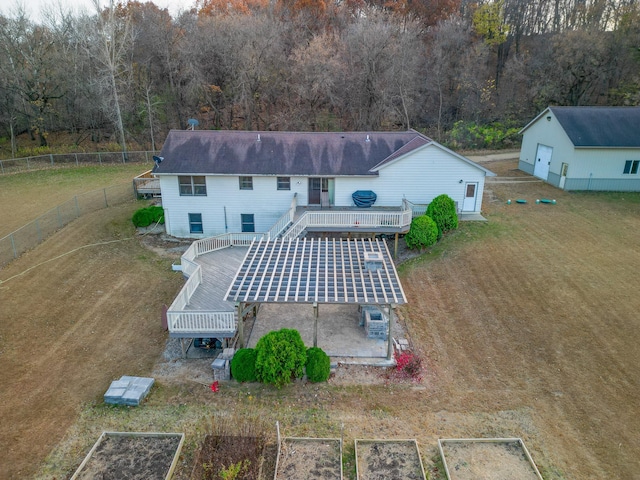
xmin=155 ymin=130 xmax=431 ymax=176
xmin=550 ymin=106 xmax=640 ymax=147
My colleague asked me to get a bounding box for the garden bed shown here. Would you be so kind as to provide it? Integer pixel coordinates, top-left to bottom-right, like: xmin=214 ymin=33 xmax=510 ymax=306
xmin=438 ymin=438 xmax=543 ymax=480
xmin=275 ymin=437 xmax=343 ymax=480
xmin=190 ymin=434 xmax=267 ymax=480
xmin=70 ymin=432 xmax=184 ymax=480
xmin=355 ymin=439 xmax=426 ymax=480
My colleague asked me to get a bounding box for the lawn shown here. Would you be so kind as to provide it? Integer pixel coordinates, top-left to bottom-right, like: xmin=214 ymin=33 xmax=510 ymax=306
xmin=0 ymin=163 xmax=151 ymax=237
xmin=1 ymin=159 xmax=639 ymax=479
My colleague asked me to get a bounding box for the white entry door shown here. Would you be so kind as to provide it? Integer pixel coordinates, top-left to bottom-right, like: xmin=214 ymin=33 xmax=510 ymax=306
xmin=534 ymin=144 xmax=553 ymax=180
xmin=462 ymin=182 xmax=478 ymax=212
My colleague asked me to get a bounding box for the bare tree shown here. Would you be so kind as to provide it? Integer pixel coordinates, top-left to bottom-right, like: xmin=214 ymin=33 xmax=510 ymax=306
xmin=85 ymin=0 xmax=133 ymax=154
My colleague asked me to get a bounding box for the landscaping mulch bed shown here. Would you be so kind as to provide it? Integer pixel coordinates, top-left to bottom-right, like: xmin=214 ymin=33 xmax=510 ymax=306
xmin=72 ymin=432 xmax=183 ymax=480
xmin=438 ymin=439 xmax=543 ymax=480
xmin=356 ymin=439 xmax=426 ymax=480
xmin=276 ymin=438 xmax=342 ymax=480
xmin=191 ymin=435 xmax=267 ymax=480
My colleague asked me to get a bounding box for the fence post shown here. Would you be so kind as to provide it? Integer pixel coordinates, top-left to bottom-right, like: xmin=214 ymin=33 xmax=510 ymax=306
xmin=145 ymin=151 xmax=149 ymax=163
xmin=27 ymin=157 xmax=30 ymax=169
xmin=0 ymin=160 xmax=3 ymax=174
xmin=50 ymin=154 xmax=54 ymax=165
xmin=122 ymin=151 xmax=126 ymax=163
xmin=10 ymin=233 xmax=17 ymax=259
xmin=75 ymin=153 xmax=79 ymax=166
xmin=98 ymin=152 xmax=102 ymax=164
xmin=104 ymin=188 xmax=108 ymax=207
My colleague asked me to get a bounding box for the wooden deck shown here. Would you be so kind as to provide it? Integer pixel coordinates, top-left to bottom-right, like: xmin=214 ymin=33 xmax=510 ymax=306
xmin=185 ymin=246 xmax=249 ymax=311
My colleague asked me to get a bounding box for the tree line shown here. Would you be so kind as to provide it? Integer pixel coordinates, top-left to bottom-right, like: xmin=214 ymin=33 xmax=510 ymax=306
xmin=1 ymin=0 xmax=638 ymax=156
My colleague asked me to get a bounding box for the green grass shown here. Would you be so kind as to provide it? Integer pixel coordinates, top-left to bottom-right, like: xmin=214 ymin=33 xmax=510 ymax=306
xmin=397 ymin=220 xmax=507 ymax=274
xmin=0 ymin=163 xmax=148 ymax=191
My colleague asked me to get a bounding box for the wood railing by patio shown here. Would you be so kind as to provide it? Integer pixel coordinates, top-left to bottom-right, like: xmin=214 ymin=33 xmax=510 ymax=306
xmin=281 ymin=206 xmax=413 ymax=240
xmin=167 ymin=195 xmax=412 ymax=337
xmin=133 ymin=170 xmax=160 ymax=196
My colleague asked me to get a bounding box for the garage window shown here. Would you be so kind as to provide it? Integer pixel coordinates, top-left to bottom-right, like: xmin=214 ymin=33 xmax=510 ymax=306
xmin=623 ymin=160 xmax=639 ymax=174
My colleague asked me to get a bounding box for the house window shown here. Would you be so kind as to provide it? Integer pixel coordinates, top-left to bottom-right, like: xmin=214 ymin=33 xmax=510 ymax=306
xmin=277 ymin=177 xmax=290 ymax=190
xmin=241 ymin=214 xmax=255 ymax=232
xmin=623 ymin=160 xmax=639 ymax=175
xmin=239 ymin=176 xmax=253 ymax=190
xmin=179 ymin=176 xmax=206 ymax=196
xmin=188 ymin=213 xmax=203 ymax=234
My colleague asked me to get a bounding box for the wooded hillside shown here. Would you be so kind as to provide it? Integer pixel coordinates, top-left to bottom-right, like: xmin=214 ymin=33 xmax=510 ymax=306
xmin=1 ymin=0 xmax=638 ymax=155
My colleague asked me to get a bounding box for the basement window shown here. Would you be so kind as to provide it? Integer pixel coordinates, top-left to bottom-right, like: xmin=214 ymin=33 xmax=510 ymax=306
xmin=189 ymin=213 xmax=203 ymax=234
xmin=623 ymin=160 xmax=639 ymax=175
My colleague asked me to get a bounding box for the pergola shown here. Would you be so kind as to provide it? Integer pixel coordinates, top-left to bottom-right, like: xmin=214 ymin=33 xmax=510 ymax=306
xmin=225 ymin=237 xmax=407 ymax=359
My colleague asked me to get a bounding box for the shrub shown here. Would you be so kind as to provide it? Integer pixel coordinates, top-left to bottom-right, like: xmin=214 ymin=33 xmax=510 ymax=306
xmin=132 ymin=208 xmax=153 ymax=227
xmin=404 ymin=215 xmax=439 ymax=249
xmin=426 ymin=194 xmax=458 ymax=236
xmin=255 ymin=329 xmax=307 ymax=387
xmin=147 ymin=205 xmax=165 ymax=224
xmin=305 ymin=347 xmax=331 ymax=383
xmin=132 ymin=205 xmax=164 ymax=227
xmin=231 ymin=348 xmax=258 ymax=382
xmin=395 ymin=351 xmax=423 ymax=381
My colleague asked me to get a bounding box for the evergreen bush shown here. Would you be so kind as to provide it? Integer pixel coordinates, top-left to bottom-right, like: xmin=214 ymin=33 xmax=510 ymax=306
xmin=231 ymin=348 xmax=258 ymax=382
xmin=132 ymin=205 xmax=164 ymax=227
xmin=255 ymin=329 xmax=307 ymax=387
xmin=305 ymin=347 xmax=331 ymax=383
xmin=426 ymin=194 xmax=458 ymax=236
xmin=405 ymin=215 xmax=439 ymax=249
xmin=132 ymin=208 xmax=153 ymax=227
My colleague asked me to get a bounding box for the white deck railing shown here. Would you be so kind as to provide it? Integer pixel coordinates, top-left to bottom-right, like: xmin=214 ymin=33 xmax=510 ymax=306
xmin=194 ymin=232 xmax=265 ymax=257
xmin=167 ymin=310 xmax=237 ymax=335
xmin=266 ymin=193 xmax=297 ymax=238
xmin=167 ymin=199 xmax=411 ymax=336
xmin=403 ymin=198 xmax=460 ymax=217
xmin=281 ymin=207 xmax=413 ymax=240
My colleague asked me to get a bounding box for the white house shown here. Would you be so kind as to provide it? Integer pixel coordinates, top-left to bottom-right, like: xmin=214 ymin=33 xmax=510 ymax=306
xmin=519 ymin=106 xmax=640 ymax=191
xmin=154 ymin=130 xmax=495 ymax=238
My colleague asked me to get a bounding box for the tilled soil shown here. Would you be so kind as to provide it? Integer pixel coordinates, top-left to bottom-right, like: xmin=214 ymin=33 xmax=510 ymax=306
xmin=74 ymin=434 xmax=182 ymax=480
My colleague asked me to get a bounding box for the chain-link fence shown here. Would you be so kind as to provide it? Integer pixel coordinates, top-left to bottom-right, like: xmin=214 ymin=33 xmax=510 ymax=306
xmin=0 ymin=151 xmax=157 ymax=175
xmin=0 ymin=182 xmax=137 ymax=269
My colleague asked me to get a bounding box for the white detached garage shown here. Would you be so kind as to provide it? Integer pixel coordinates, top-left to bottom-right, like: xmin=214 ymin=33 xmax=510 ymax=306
xmin=519 ymin=106 xmax=640 ymax=191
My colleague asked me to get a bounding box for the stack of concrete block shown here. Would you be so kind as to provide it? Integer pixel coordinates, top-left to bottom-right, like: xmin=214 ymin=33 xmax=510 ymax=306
xmin=364 ymin=308 xmax=388 ymax=340
xmin=211 ymin=348 xmax=235 ymax=381
xmin=104 ymin=376 xmax=154 ymax=406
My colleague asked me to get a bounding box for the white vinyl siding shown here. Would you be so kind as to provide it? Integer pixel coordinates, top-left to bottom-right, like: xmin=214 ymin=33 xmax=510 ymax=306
xmin=158 ymin=145 xmax=490 ymax=236
xmin=332 ymin=144 xmax=487 ymax=212
xmin=159 ymin=175 xmax=307 ymax=237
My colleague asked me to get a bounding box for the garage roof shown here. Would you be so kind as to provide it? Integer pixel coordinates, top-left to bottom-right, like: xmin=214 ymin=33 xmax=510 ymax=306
xmin=225 ymin=238 xmax=406 ymax=305
xmin=521 ymin=106 xmax=640 ymax=148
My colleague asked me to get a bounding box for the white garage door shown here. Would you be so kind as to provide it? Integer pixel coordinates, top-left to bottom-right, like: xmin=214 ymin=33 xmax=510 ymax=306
xmin=533 ymin=144 xmax=553 ymax=180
